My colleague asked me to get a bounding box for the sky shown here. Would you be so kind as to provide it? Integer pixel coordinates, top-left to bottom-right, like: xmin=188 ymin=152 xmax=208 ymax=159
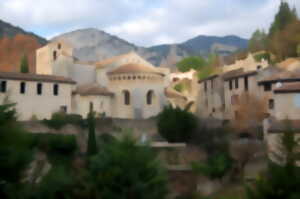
xmin=0 ymin=0 xmax=299 ymax=47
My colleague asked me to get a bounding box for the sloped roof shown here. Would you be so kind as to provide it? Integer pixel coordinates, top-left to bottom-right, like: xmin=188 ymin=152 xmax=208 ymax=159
xmin=73 ymin=84 xmax=114 ymax=96
xmin=274 ymin=82 xmax=300 ymax=93
xmin=278 ymin=58 xmax=300 ymax=68
xmin=222 ymin=68 xmax=257 ymax=81
xmin=108 ymin=63 xmax=164 ymax=76
xmin=0 ymin=72 xmax=76 ymax=84
xmin=258 ymin=71 xmax=300 ymax=84
xmin=94 ymin=52 xmax=134 ymax=69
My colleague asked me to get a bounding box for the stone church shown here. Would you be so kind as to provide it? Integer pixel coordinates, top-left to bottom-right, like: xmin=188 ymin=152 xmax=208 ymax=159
xmin=33 ymin=40 xmax=171 ymax=119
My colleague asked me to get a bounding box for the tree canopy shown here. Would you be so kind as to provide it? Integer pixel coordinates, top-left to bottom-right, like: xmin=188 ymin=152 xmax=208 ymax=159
xmin=176 ymin=56 xmax=207 ymax=72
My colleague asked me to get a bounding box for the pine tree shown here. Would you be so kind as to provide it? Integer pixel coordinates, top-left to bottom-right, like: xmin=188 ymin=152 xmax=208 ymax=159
xmin=87 ymin=111 xmax=98 ymax=156
xmin=20 ymin=55 xmax=29 ymax=73
xmin=269 ymin=1 xmax=298 ymax=36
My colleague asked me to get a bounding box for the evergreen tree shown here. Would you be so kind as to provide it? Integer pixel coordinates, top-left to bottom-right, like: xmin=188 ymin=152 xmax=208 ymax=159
xmin=87 ymin=111 xmax=98 ymax=156
xmin=248 ymin=29 xmax=268 ymax=52
xmin=0 ymin=103 xmax=33 ymax=198
xmin=246 ymin=121 xmax=300 ymax=199
xmin=269 ymin=1 xmax=298 ymax=36
xmin=89 ymin=134 xmax=168 ymax=199
xmin=20 ymin=55 xmax=29 ymax=73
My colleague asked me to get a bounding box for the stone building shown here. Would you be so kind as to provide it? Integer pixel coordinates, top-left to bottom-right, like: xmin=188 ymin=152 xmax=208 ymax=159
xmin=0 ymin=72 xmax=75 ymax=120
xmin=34 ymin=40 xmax=171 ymax=120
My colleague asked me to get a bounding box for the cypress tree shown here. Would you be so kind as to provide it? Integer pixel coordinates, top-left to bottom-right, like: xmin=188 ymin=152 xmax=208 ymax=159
xmin=20 ymin=55 xmax=29 ymax=73
xmin=87 ymin=111 xmax=98 ymax=156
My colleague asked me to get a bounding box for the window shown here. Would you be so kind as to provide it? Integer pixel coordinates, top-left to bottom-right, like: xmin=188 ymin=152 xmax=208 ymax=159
xmin=53 ymin=84 xmax=59 ymax=96
xmin=269 ymin=99 xmax=274 ymax=110
xmin=244 ymin=76 xmax=248 ymax=91
xmin=89 ymin=102 xmax=94 ymax=112
xmin=204 ymin=81 xmax=207 ymax=92
xmin=53 ymin=51 xmax=57 ymax=61
xmin=58 ymin=43 xmax=61 ymax=49
xmin=147 ymin=90 xmax=154 ymax=105
xmin=0 ymin=81 xmax=7 ymax=93
xmin=235 ymin=78 xmax=239 ymax=89
xmin=211 ymin=79 xmax=214 ymax=90
xmin=60 ymin=106 xmax=67 ymax=113
xmin=20 ymin=82 xmax=26 ymax=94
xmin=123 ymin=90 xmax=130 ymax=105
xmin=37 ymin=83 xmax=42 ymax=95
xmin=229 ymin=80 xmax=233 ymax=90
xmin=264 ymin=83 xmax=272 ymax=91
xmin=257 ymin=65 xmax=262 ymax=70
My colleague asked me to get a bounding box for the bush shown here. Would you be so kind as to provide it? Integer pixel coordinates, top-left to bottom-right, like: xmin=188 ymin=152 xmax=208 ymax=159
xmin=34 ymin=133 xmax=77 ymax=157
xmin=43 ymin=112 xmax=86 ymax=130
xmin=157 ymin=106 xmax=198 ymax=143
xmin=191 ymin=152 xmax=233 ymax=181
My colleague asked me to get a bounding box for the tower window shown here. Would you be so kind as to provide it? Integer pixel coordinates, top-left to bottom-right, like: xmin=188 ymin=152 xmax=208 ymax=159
xmin=20 ymin=82 xmax=26 ymax=94
xmin=37 ymin=83 xmax=42 ymax=95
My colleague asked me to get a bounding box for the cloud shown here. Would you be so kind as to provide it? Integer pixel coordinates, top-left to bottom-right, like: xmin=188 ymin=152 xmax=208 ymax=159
xmin=0 ymin=0 xmax=299 ymax=47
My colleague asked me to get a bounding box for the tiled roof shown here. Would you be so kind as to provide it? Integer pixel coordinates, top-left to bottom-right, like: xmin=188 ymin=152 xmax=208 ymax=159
xmin=73 ymin=84 xmax=114 ymax=96
xmin=94 ymin=52 xmax=134 ymax=69
xmin=223 ymin=69 xmax=257 ymax=81
xmin=0 ymin=72 xmax=76 ymax=84
xmin=198 ymin=74 xmax=219 ymax=83
xmin=274 ymin=82 xmax=300 ymax=93
xmin=107 ymin=63 xmax=164 ymax=76
xmin=258 ymin=71 xmax=300 ymax=84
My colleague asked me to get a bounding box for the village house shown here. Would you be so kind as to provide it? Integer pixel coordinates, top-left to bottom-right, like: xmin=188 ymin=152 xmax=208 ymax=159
xmin=0 ymin=72 xmax=75 ymax=120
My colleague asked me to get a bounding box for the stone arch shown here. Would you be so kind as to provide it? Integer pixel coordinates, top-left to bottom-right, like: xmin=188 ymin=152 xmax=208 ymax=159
xmin=123 ymin=90 xmax=130 ymax=105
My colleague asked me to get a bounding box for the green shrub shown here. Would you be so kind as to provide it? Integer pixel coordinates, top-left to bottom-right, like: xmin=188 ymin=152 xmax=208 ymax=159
xmin=174 ymin=83 xmax=184 ymax=92
xmin=157 ymin=106 xmax=198 ymax=143
xmin=192 ymin=152 xmax=233 ymax=180
xmin=43 ymin=112 xmax=86 ymax=130
xmin=34 ymin=133 xmax=77 ymax=156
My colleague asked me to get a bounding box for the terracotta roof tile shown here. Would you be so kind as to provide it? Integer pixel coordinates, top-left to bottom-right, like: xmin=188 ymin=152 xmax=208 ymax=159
xmin=73 ymin=84 xmax=114 ymax=96
xmin=0 ymin=72 xmax=76 ymax=84
xmin=108 ymin=63 xmax=164 ymax=75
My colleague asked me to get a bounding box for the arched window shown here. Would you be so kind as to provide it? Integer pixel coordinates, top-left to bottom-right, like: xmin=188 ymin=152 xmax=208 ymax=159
xmin=123 ymin=90 xmax=130 ymax=105
xmin=147 ymin=90 xmax=154 ymax=105
xmin=53 ymin=50 xmax=57 ymax=61
xmin=58 ymin=43 xmax=61 ymax=49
